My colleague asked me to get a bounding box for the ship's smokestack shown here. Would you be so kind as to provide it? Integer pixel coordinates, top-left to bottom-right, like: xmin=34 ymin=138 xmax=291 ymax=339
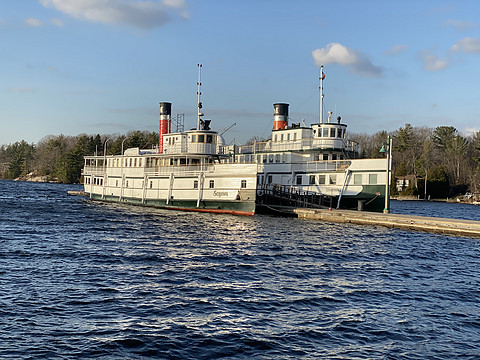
xmin=273 ymin=103 xmax=289 ymax=130
xmin=159 ymin=102 xmax=172 ymax=153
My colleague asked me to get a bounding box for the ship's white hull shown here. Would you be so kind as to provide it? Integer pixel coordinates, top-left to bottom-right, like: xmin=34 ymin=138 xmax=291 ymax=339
xmin=83 ymin=162 xmax=258 ymax=216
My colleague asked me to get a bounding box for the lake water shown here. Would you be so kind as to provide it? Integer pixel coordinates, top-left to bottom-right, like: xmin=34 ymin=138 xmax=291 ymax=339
xmin=1 ymin=180 xmax=479 ymax=359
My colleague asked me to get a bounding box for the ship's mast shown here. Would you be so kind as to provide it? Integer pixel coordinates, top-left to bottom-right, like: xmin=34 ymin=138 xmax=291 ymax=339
xmin=196 ymin=64 xmax=203 ymax=130
xmin=319 ymin=65 xmax=324 ymax=124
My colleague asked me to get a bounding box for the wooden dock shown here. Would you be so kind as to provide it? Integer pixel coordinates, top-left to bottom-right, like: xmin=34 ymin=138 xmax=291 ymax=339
xmin=271 ymin=207 xmax=480 ymax=238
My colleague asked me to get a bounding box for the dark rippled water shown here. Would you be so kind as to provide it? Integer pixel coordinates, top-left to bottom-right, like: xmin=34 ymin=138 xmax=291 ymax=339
xmin=1 ymin=180 xmax=480 ymax=359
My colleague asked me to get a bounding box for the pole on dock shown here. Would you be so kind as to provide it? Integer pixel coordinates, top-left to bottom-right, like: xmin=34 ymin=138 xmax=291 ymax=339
xmin=380 ymin=136 xmax=392 ymax=214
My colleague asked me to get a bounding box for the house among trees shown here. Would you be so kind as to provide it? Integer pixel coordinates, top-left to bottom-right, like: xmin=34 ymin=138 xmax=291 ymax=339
xmin=396 ymin=175 xmax=416 ymax=193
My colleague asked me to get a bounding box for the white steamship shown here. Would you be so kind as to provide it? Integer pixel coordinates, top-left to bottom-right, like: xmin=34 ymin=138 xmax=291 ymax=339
xmin=82 ymin=65 xmax=258 ymax=215
xmin=82 ymin=65 xmax=387 ymax=215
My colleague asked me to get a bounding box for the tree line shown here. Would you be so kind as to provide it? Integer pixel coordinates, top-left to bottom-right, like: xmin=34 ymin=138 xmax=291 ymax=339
xmin=350 ymin=124 xmax=480 ymax=198
xmin=0 ymin=131 xmax=158 ymax=183
xmin=1 ymin=124 xmax=479 ymax=198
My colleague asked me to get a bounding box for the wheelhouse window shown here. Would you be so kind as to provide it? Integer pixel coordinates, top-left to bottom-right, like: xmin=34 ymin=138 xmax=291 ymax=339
xmin=323 ymin=128 xmax=329 ymax=137
xmin=329 ymin=175 xmax=337 ymax=185
xmin=198 ymin=134 xmax=205 ymax=143
xmin=330 ymin=128 xmax=336 ymax=138
xmin=309 ymin=175 xmax=316 ymax=185
xmin=206 ymin=135 xmax=213 ymax=143
xmin=318 ymin=175 xmax=326 ymax=185
xmin=369 ymin=174 xmax=378 ymax=185
xmin=323 ymin=154 xmax=329 ymax=161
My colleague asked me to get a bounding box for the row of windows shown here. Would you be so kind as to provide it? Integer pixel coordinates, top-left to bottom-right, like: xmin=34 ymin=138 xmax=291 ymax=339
xmin=314 ymin=127 xmax=345 ymax=139
xmin=191 ymin=134 xmax=214 ymax=144
xmin=87 ymin=177 xmax=248 ymax=190
xmin=274 ymin=133 xmax=298 ymax=142
xmin=304 ymin=173 xmax=378 ymax=186
xmin=92 ymin=157 xmax=208 ymax=168
xmin=239 ymin=153 xmax=343 ymax=163
xmin=192 ymin=179 xmax=247 ymax=189
xmin=85 ymin=177 xmax=103 ymax=185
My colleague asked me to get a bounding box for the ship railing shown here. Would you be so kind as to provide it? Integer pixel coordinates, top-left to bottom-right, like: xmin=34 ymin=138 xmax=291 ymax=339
xmin=83 ymin=166 xmax=106 ymax=176
xmin=144 ymin=164 xmax=217 ymax=176
xmin=83 ymin=163 xmax=218 ymax=177
xmin=290 ymin=160 xmax=352 ymax=172
xmin=257 ymin=183 xmax=333 ymax=209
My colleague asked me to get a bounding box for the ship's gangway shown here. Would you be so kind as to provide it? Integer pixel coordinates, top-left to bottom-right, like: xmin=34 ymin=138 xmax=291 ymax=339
xmin=256 ymin=184 xmax=334 ymax=213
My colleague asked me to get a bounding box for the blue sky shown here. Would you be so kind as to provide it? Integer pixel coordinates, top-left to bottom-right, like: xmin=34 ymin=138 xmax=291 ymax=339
xmin=1 ymin=0 xmax=480 ymax=146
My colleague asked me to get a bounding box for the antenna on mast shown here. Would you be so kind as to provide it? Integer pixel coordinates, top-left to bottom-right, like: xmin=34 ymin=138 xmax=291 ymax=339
xmin=196 ymin=64 xmax=203 ymax=130
xmin=319 ymin=65 xmax=325 ymax=124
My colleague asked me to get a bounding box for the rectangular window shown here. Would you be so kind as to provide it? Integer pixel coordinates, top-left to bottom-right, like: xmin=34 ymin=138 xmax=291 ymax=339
xmin=354 ymin=174 xmax=363 ymax=185
xmin=268 ymin=175 xmax=272 ymax=184
xmin=206 ymin=135 xmax=213 ymax=143
xmin=150 ymin=181 xmax=153 ymax=189
xmin=330 ymin=128 xmax=336 ymax=138
xmin=332 ymin=154 xmax=337 ymax=161
xmin=281 ymin=134 xmax=284 ymax=141
xmin=323 ymin=128 xmax=329 ymax=137
xmin=134 ymin=158 xmax=137 ymax=167
xmin=337 ymin=129 xmax=343 ymax=138
xmin=116 ymin=180 xmax=118 ymax=187
xmin=241 ymin=180 xmax=247 ymax=188
xmin=191 ymin=135 xmax=197 ymax=143
xmin=287 ymin=133 xmax=290 ymax=141
xmin=329 ymin=175 xmax=337 ymax=185
xmin=194 ymin=180 xmax=198 ymax=189
xmin=209 ymin=180 xmax=214 ymax=188
xmin=369 ymin=174 xmax=378 ymax=185
xmin=293 ymin=133 xmax=297 ymax=141
xmin=296 ymin=175 xmax=302 ymax=185
xmin=323 ymin=154 xmax=329 ymax=161
xmin=129 ymin=158 xmax=132 ymax=167
xmin=309 ymin=175 xmax=316 ymax=185
xmin=318 ymin=175 xmax=326 ymax=185
xmin=275 ymin=154 xmax=280 ymax=163
xmin=126 ymin=180 xmax=129 ymax=188
xmin=198 ymin=134 xmax=205 ymax=143
xmin=139 ymin=158 xmax=142 ymax=167
xmin=274 ymin=134 xmax=277 ymax=142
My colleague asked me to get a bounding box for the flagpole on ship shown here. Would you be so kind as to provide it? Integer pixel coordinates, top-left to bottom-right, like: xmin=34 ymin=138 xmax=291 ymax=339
xmin=196 ymin=63 xmax=203 ymax=130
xmin=319 ymin=65 xmax=325 ymax=124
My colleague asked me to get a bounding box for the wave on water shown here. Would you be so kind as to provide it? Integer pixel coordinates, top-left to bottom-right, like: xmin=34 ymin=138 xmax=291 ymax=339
xmin=1 ymin=180 xmax=480 ymax=359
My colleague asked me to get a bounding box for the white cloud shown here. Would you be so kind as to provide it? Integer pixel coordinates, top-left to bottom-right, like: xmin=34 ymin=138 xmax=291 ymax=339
xmin=383 ymin=44 xmax=409 ymax=56
xmin=25 ymin=17 xmax=43 ymax=27
xmin=312 ymin=42 xmax=384 ymax=78
xmin=442 ymin=19 xmax=476 ymax=31
xmin=450 ymin=37 xmax=480 ymax=53
xmin=39 ymin=0 xmax=188 ymax=29
xmin=418 ymin=51 xmax=449 ymax=71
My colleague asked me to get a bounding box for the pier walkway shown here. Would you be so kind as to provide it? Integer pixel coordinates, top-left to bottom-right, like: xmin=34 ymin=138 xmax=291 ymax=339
xmin=289 ymin=207 xmax=480 ymax=237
